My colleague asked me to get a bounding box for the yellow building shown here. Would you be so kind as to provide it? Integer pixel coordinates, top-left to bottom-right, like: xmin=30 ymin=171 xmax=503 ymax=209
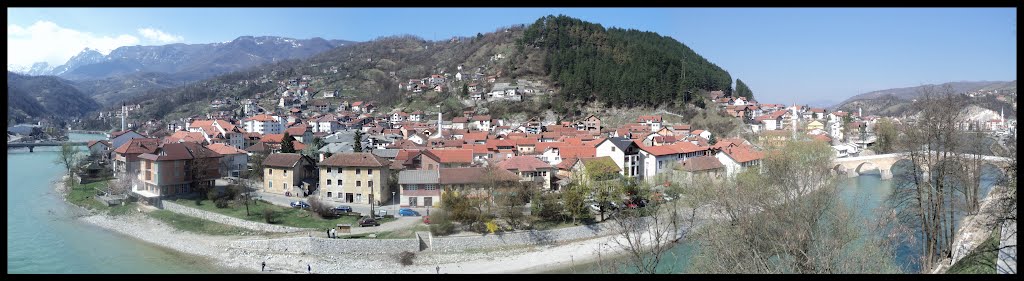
xmin=261 ymin=153 xmax=318 ymax=196
xmin=806 ymin=120 xmax=825 ymax=131
xmin=318 ymin=152 xmax=393 ymax=205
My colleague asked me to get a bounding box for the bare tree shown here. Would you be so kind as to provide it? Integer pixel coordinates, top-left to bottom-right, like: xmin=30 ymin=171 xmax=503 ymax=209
xmin=686 ymin=139 xmax=900 ymax=273
xmin=186 ymin=143 xmax=222 ymax=201
xmin=888 ymin=85 xmax=976 ymax=272
xmin=55 ymin=143 xmax=82 ymax=178
xmin=108 ymin=171 xmax=133 ymax=196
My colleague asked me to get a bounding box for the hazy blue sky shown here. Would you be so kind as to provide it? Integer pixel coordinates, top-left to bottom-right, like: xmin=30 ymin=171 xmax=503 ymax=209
xmin=7 ymin=8 xmax=1016 ymax=104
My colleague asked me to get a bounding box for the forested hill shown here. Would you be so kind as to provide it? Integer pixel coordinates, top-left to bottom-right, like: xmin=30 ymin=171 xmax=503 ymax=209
xmin=7 ymin=72 xmax=101 ymax=124
xmin=517 ymin=15 xmax=736 ymax=108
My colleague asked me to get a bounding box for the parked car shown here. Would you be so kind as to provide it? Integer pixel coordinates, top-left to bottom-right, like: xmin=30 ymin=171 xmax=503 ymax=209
xmin=290 ymin=201 xmax=310 ymax=209
xmin=422 ymin=216 xmax=431 ymax=224
xmin=398 ymin=208 xmax=420 ymax=216
xmin=331 ymin=205 xmax=353 ymax=214
xmin=359 ymin=217 xmax=380 ymax=227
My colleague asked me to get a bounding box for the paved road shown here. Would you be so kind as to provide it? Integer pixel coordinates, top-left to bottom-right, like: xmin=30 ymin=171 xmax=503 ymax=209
xmin=254 ymin=190 xmax=427 ymax=235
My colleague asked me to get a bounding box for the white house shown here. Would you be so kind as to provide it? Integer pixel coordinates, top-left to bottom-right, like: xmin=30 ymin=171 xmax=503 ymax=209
xmin=455 ymin=72 xmax=463 ymax=81
xmin=755 ymin=110 xmax=788 ymax=131
xmin=594 ymin=137 xmax=643 ymax=179
xmin=637 ymin=115 xmax=663 ymax=132
xmin=315 ymin=115 xmax=342 ymax=134
xmin=243 ymin=114 xmax=284 ymax=135
xmin=87 ymin=140 xmax=112 ymax=159
xmin=715 ymin=144 xmax=764 ymax=178
xmin=469 ymin=115 xmax=492 ymax=132
xmin=207 ymin=143 xmax=249 ymax=178
xmin=408 ymin=111 xmax=423 ymax=122
xmin=636 ymin=145 xmax=682 ymax=181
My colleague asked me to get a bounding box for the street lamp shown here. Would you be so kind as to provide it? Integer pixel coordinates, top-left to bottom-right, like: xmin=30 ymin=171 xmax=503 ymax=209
xmin=392 ymin=191 xmax=396 ymax=214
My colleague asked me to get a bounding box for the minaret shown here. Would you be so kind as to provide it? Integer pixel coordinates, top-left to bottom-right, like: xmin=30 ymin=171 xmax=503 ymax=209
xmin=858 ymin=107 xmax=862 ymax=118
xmin=792 ymin=105 xmax=798 ymax=140
xmin=121 ymin=102 xmax=127 ymax=131
xmin=431 ymin=105 xmax=443 ymax=139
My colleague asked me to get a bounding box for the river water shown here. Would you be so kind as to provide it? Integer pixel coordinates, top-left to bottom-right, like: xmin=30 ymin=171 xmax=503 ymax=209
xmin=546 ymin=168 xmax=1002 ymax=274
xmin=6 ymin=133 xmax=229 ymax=274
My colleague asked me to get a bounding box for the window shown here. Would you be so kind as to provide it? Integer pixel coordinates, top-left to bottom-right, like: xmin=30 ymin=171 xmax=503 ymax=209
xmin=356 ymin=169 xmax=360 ymax=174
xmin=327 ymin=192 xmax=332 ymax=198
xmin=356 ymin=194 xmax=362 ymax=202
xmin=367 ymin=169 xmax=373 ymax=175
xmin=356 ymin=181 xmax=361 ymax=187
xmin=283 ymin=170 xmax=287 ymax=176
xmin=425 ymin=185 xmax=436 ymax=191
xmin=368 ymin=181 xmax=373 ymax=187
xmin=611 ymin=146 xmax=616 ymax=152
xmin=327 ymin=179 xmax=332 ymax=185
xmin=269 ymin=182 xmax=273 ymax=189
xmin=336 ymin=167 xmax=341 ymax=173
xmin=269 ymin=169 xmax=273 ymax=175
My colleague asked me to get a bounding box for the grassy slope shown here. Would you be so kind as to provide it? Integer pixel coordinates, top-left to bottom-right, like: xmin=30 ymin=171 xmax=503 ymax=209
xmin=172 ymin=198 xmax=363 ymax=229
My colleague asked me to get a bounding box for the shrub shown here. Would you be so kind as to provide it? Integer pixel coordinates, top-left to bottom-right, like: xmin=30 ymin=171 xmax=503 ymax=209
xmin=215 ymin=197 xmax=229 ymax=208
xmin=398 ymin=251 xmax=416 ymax=266
xmin=262 ymin=208 xmax=277 ymax=223
xmin=429 ymin=209 xmax=456 ymax=236
xmin=307 ymin=196 xmax=335 ymax=218
xmin=485 ymin=221 xmax=500 ymax=234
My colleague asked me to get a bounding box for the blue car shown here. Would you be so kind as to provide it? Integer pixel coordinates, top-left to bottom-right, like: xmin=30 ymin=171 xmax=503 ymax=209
xmin=398 ymin=208 xmax=420 ymax=216
xmin=290 ymin=201 xmax=310 ymax=209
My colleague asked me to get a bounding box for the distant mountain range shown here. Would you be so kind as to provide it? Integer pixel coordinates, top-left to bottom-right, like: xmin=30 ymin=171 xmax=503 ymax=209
xmin=10 ymin=36 xmax=355 ymax=81
xmin=7 ymin=36 xmax=355 ymax=106
xmin=832 ymin=80 xmax=1017 ymax=117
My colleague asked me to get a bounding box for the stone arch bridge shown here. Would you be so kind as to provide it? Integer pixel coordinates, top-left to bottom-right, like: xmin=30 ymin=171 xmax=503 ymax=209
xmin=833 ymin=152 xmax=1012 ymax=180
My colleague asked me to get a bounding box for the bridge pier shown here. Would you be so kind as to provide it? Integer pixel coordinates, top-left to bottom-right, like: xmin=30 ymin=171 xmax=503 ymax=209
xmin=846 ymin=171 xmax=858 ymax=178
xmin=880 ymin=169 xmax=893 ymax=180
xmin=28 ymin=146 xmax=34 ymax=153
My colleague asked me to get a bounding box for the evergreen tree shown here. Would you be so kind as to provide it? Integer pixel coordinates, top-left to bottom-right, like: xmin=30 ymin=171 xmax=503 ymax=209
xmin=353 ymin=130 xmax=364 ymax=152
xmin=735 ymin=79 xmax=753 ymax=99
xmin=461 ymin=83 xmax=469 ymax=97
xmin=280 ymin=132 xmax=296 ymax=153
xmin=708 ymin=134 xmax=717 ymax=145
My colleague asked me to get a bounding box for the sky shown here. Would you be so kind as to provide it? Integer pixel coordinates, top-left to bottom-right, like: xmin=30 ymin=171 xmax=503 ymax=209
xmin=7 ymin=8 xmax=1017 ymax=105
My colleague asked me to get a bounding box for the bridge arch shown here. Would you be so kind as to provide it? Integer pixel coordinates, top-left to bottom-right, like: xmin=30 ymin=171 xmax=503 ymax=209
xmin=855 ymin=162 xmax=880 ymax=175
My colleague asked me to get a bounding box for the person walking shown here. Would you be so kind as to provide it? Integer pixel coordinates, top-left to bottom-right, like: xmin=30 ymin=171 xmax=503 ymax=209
xmin=261 ymin=261 xmax=266 ymax=272
xmin=308 ymin=264 xmax=311 ymax=274
xmin=436 ymin=265 xmax=440 ymax=274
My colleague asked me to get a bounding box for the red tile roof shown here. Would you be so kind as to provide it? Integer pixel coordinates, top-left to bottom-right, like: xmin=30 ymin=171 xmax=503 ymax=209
xmin=559 ymin=146 xmax=596 ymax=159
xmin=721 ymin=146 xmax=764 ymax=163
xmin=638 ymin=145 xmax=680 ymax=156
xmin=284 ymin=126 xmax=308 ymax=136
xmin=139 ymin=142 xmax=222 ymax=161
xmin=114 ymin=138 xmax=161 ymax=154
xmin=497 ymin=155 xmax=553 ymax=172
xmin=637 ymin=115 xmax=663 ymax=122
xmin=260 ymin=134 xmax=285 ymax=143
xmin=422 ymin=149 xmax=473 ymax=164
xmin=678 ymin=155 xmax=725 ymax=172
xmin=244 ymin=114 xmax=278 ymax=122
xmin=452 ymin=117 xmax=469 ymax=123
xmin=87 ymin=140 xmax=111 ymax=148
xmin=206 ymin=143 xmax=247 ymax=155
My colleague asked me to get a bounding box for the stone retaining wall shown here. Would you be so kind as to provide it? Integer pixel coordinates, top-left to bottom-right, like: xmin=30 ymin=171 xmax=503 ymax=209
xmin=229 ymin=237 xmax=419 ymax=256
xmin=430 ymin=222 xmax=618 ymax=253
xmin=162 ymin=201 xmax=308 ymax=233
